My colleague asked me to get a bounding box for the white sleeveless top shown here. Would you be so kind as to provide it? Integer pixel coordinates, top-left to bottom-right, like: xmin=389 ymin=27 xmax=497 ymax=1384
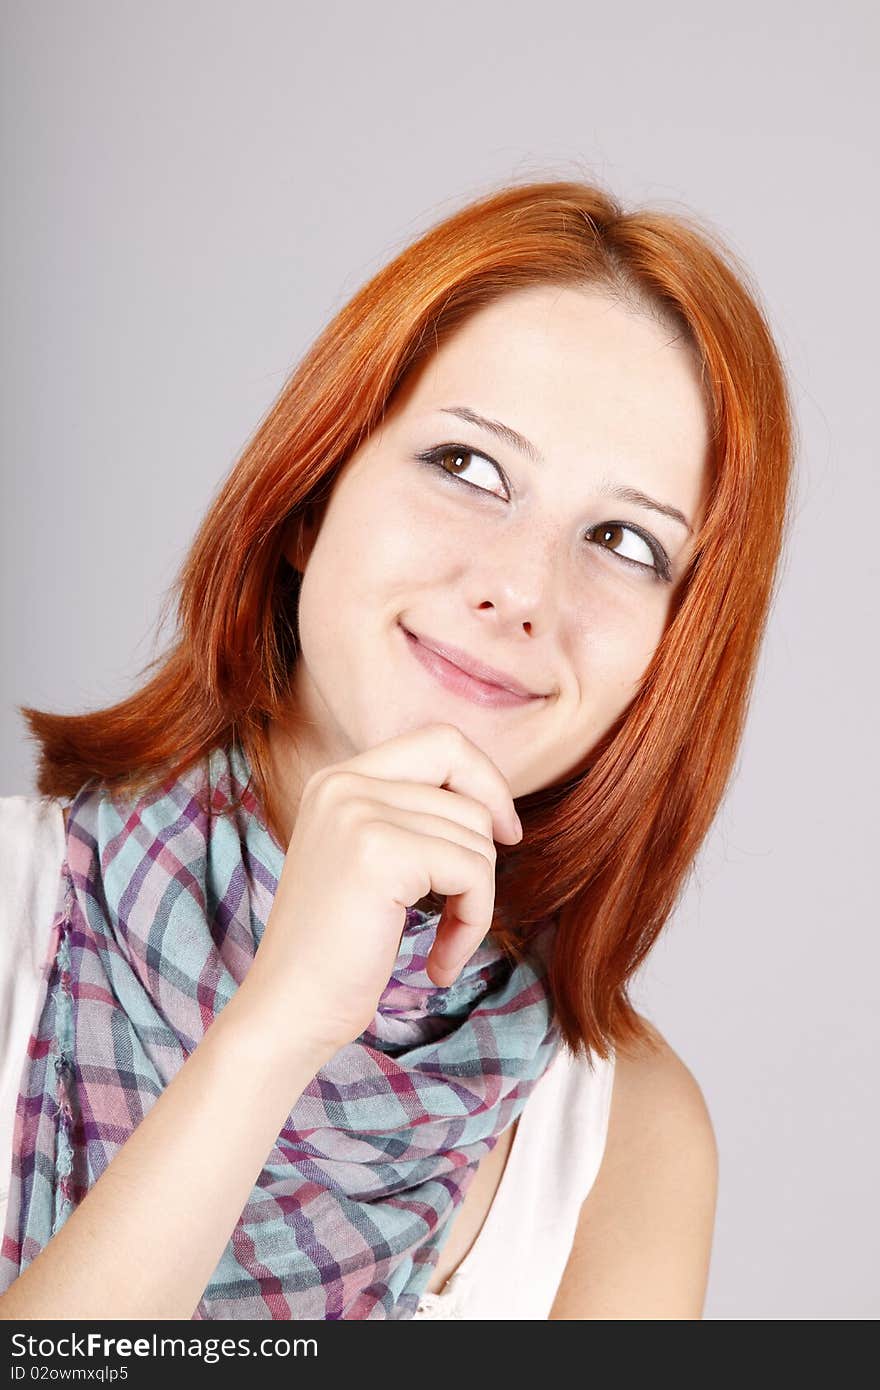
xmin=0 ymin=794 xmax=616 ymax=1320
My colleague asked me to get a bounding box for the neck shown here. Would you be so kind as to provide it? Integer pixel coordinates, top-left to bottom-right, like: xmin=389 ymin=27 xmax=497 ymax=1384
xmin=263 ymin=666 xmax=356 ymax=848
xmin=264 ymin=719 xmax=313 ymax=849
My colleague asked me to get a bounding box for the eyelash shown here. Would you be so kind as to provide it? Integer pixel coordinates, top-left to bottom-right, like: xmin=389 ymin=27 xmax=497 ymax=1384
xmin=413 ymin=443 xmax=673 ymax=583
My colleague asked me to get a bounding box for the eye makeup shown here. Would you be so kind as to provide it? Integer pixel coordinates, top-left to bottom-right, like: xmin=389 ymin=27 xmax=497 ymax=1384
xmin=413 ymin=442 xmax=674 ymax=583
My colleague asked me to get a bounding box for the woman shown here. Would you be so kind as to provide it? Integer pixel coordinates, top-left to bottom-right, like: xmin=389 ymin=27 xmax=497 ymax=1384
xmin=0 ymin=178 xmax=794 ymax=1319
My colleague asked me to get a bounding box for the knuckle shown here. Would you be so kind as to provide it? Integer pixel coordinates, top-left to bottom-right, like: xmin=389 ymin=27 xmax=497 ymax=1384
xmin=473 ymin=828 xmax=496 ymax=863
xmin=436 ymin=721 xmax=467 ymax=749
xmin=338 ymin=794 xmax=372 ymax=826
xmin=472 ymin=800 xmax=494 ymax=840
xmin=302 ymin=766 xmax=328 ymax=800
xmin=308 ymin=767 xmax=358 ymax=804
xmin=353 ymin=816 xmax=392 ymax=866
xmin=464 ymin=842 xmax=491 ymax=878
xmin=408 ymin=866 xmax=433 ymax=902
xmin=332 ymin=798 xmax=368 ymax=843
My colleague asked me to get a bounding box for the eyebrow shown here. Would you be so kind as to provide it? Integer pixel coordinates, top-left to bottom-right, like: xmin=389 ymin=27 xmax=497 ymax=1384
xmin=438 ymin=404 xmax=694 ymax=537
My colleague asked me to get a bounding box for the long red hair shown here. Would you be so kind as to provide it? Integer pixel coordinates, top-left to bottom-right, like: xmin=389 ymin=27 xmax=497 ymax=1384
xmin=19 ymin=179 xmax=796 ymax=1064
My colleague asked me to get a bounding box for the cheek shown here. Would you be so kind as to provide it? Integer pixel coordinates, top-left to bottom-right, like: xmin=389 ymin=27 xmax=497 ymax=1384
xmin=571 ymin=598 xmax=668 ymax=710
xmin=331 ymin=478 xmax=466 ymax=595
xmin=297 ymin=482 xmax=433 ymax=644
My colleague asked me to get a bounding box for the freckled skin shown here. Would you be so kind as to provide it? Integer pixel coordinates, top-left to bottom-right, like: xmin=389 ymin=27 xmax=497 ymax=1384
xmin=269 ymin=284 xmax=711 ymax=825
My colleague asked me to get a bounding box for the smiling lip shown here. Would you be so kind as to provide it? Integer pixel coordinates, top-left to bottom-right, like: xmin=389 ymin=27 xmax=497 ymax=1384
xmin=400 ymin=623 xmax=547 ymax=707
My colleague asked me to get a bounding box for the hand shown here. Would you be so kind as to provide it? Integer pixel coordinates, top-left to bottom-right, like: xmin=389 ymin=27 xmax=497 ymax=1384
xmin=235 ymin=722 xmax=522 ymax=1061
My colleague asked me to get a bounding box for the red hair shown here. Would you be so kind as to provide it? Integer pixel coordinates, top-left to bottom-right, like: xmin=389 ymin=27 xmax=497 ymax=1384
xmin=19 ymin=179 xmax=796 ymax=1065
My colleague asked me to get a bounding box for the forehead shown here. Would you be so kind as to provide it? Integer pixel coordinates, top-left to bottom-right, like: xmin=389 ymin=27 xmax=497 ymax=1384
xmin=400 ymin=283 xmax=711 ymax=524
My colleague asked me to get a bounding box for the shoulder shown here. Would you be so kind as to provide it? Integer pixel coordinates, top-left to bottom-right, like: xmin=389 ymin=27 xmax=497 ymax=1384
xmin=609 ymin=1018 xmax=718 ymax=1161
xmin=549 ymin=1017 xmax=718 ymax=1319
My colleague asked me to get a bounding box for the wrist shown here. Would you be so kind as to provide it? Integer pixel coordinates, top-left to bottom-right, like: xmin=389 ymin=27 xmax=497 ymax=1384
xmin=216 ymin=977 xmax=342 ymax=1078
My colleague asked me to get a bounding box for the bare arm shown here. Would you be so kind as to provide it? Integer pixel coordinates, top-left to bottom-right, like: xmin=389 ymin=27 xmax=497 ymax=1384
xmin=0 ymin=727 xmax=522 ymax=1320
xmin=0 ymin=986 xmax=333 ymax=1320
xmin=548 ymin=1022 xmax=719 ymax=1320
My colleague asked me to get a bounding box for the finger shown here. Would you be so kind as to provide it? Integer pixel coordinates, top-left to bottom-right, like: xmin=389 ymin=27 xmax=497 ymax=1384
xmin=358 ymin=803 xmax=497 ymax=868
xmin=376 ymin=823 xmax=496 ymax=983
xmin=342 ymin=778 xmax=498 ymax=844
xmin=427 ymin=911 xmax=485 ymax=986
xmin=327 ymin=723 xmax=522 ymax=844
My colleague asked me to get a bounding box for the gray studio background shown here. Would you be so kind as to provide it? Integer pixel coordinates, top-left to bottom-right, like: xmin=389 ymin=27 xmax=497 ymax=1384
xmin=1 ymin=1 xmax=876 ymax=1320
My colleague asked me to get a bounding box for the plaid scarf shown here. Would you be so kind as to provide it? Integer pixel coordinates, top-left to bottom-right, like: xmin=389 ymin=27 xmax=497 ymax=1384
xmin=0 ymin=742 xmax=560 ymax=1318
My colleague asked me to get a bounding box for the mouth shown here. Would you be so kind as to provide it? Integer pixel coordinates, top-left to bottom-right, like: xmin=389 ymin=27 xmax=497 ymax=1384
xmin=399 ymin=622 xmax=548 ymax=709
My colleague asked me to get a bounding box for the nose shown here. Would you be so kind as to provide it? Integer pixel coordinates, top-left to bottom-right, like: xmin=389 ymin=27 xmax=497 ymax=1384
xmin=464 ymin=523 xmax=557 ymax=639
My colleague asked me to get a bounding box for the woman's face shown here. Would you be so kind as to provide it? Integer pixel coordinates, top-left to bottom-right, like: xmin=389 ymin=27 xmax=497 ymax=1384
xmin=280 ymin=283 xmax=711 ymax=802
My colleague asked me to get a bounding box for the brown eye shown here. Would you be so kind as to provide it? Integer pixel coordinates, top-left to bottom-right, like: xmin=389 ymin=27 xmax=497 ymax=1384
xmin=585 ymin=522 xmax=660 ymax=575
xmin=417 ymin=444 xmax=507 ymax=498
xmin=438 ymin=449 xmax=470 ymax=477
